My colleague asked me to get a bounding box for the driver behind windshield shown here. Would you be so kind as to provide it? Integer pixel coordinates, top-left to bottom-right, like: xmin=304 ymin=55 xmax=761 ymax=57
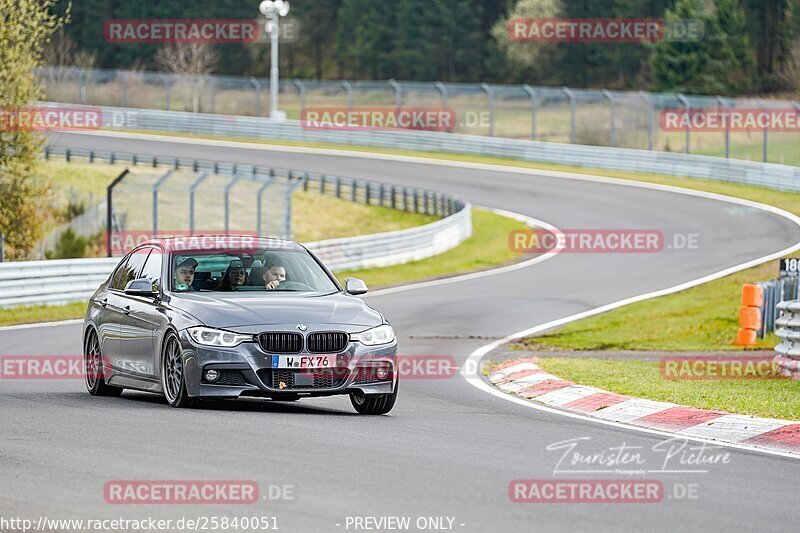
xmin=218 ymin=260 xmax=247 ymax=291
xmin=262 ymin=254 xmax=287 ymax=290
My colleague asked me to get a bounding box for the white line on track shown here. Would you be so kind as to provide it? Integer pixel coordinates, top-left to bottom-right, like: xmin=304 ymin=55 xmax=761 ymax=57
xmin=41 ymin=132 xmax=800 ymax=459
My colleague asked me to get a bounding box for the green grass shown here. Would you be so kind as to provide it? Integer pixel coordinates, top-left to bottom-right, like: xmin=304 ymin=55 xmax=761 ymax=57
xmin=536 ymin=357 xmax=800 ymax=420
xmin=513 ymin=258 xmax=787 ymax=352
xmin=1 ymin=208 xmax=526 ymax=327
xmin=0 ymin=301 xmax=88 ymax=327
xmin=336 ymin=208 xmax=526 ymax=288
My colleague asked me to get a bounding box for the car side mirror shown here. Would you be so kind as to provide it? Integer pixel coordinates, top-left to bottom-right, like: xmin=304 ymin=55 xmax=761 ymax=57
xmin=345 ymin=277 xmax=368 ymax=295
xmin=124 ymin=278 xmax=157 ymax=297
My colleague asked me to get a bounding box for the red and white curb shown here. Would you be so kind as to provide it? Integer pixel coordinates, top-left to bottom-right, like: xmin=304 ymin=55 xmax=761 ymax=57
xmin=488 ymin=358 xmax=800 ymax=455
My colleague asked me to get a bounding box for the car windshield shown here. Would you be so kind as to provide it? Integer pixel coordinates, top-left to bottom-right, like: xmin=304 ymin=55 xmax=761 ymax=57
xmin=170 ymin=248 xmax=338 ymax=294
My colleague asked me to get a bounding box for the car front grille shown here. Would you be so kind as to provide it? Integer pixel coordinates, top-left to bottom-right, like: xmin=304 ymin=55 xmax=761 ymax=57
xmin=258 ymin=369 xmax=347 ymax=390
xmin=307 ymin=332 xmax=349 ymax=353
xmin=258 ymin=332 xmax=302 ymax=353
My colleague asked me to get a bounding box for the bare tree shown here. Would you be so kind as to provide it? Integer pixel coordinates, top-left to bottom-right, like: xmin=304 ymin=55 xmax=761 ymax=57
xmin=155 ymin=43 xmax=217 ymax=112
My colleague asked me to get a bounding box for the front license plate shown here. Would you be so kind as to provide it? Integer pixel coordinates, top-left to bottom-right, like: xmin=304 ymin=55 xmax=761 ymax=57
xmin=271 ymin=354 xmax=335 ymax=369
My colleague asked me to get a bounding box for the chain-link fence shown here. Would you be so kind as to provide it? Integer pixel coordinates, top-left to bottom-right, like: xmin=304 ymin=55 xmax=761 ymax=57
xmin=39 ymin=67 xmax=800 ymax=166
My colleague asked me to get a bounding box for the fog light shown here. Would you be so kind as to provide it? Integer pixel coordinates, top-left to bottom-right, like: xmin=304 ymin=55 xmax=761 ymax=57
xmin=205 ymin=369 xmax=220 ymax=382
xmin=376 ymin=366 xmax=390 ymax=380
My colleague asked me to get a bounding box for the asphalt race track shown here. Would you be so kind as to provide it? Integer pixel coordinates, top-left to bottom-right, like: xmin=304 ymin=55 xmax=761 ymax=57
xmin=1 ymin=131 xmax=799 ymax=532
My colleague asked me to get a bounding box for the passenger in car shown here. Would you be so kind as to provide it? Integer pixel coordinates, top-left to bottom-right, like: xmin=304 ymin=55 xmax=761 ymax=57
xmin=173 ymin=258 xmax=198 ymax=291
xmin=262 ymin=254 xmax=287 ymax=290
xmin=218 ymin=260 xmax=247 ymax=291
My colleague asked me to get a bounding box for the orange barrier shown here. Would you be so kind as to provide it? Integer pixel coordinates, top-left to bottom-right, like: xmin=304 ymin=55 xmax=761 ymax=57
xmin=735 ymin=284 xmax=763 ymax=346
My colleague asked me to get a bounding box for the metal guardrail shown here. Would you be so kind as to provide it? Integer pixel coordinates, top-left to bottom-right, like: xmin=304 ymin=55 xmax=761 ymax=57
xmin=3 ymin=143 xmax=471 ymax=307
xmin=0 ymin=201 xmax=470 ymax=308
xmin=757 ymin=277 xmax=800 ymax=338
xmin=775 ymin=300 xmax=800 ymax=378
xmin=39 ymin=67 xmax=800 ymax=165
xmin=47 ymin=103 xmax=800 ymax=193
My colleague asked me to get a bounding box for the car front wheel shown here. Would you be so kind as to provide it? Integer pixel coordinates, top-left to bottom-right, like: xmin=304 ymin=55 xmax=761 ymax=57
xmin=349 ymin=380 xmax=398 ymax=415
xmin=161 ymin=331 xmax=197 ymax=408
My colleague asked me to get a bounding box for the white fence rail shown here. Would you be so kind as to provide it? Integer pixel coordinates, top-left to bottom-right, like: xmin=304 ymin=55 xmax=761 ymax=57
xmin=48 ymin=103 xmax=800 ymax=193
xmin=0 ymin=207 xmax=471 ymax=308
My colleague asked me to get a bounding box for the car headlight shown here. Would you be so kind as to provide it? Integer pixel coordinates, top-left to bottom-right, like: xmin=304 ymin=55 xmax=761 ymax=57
xmin=350 ymin=324 xmax=395 ymax=346
xmin=187 ymin=327 xmax=252 ymax=347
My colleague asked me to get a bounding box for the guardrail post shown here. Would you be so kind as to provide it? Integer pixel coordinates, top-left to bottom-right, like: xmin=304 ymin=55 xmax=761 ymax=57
xmin=251 ymin=77 xmax=262 ymax=117
xmin=389 ymin=79 xmax=402 ymax=112
xmin=351 ymin=180 xmax=357 ymax=202
xmin=224 ymin=174 xmax=243 ymax=232
xmin=481 ymin=83 xmax=495 ymax=137
xmin=335 ymin=176 xmax=342 ymax=198
xmin=678 ymin=94 xmax=690 ymax=154
xmin=106 ymin=169 xmax=130 ymax=257
xmin=320 ymin=175 xmax=326 ymax=195
xmin=365 ymin=182 xmax=371 ymax=205
xmin=638 ymin=91 xmax=654 ymax=151
xmin=391 ymin=185 xmax=397 ymax=209
xmin=341 ymin=80 xmax=354 ymax=113
xmin=0 ymin=234 xmax=4 ymax=262
xmin=209 ymin=76 xmax=216 ymax=113
xmin=602 ymin=89 xmax=616 ymax=147
xmin=188 ymin=172 xmax=210 ymax=234
xmin=159 ymin=73 xmax=171 ymax=110
xmin=293 ymin=79 xmax=306 ymax=116
xmin=424 ymin=191 xmax=430 ymax=215
xmin=435 ymin=81 xmax=448 ymax=108
xmin=256 ymin=170 xmax=275 ymax=236
xmin=715 ymin=96 xmax=730 ymax=158
xmin=562 ymin=87 xmax=576 ymax=143
xmin=379 ymin=183 xmax=385 ymax=206
xmin=152 ymin=170 xmax=174 ymax=235
xmin=413 ymin=190 xmax=418 ymax=212
xmin=402 ymin=188 xmax=408 ymax=211
xmin=757 ymin=98 xmax=768 ymax=163
xmin=119 ymin=70 xmax=127 ymax=107
xmin=523 ymin=85 xmax=537 ymax=141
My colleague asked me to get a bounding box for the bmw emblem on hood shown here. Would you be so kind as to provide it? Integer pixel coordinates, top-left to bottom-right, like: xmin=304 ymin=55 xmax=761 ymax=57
xmin=297 ymin=324 xmax=308 ymax=331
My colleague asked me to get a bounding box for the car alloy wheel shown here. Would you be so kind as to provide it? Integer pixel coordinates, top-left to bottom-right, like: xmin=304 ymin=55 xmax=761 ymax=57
xmin=161 ymin=332 xmax=197 ymax=408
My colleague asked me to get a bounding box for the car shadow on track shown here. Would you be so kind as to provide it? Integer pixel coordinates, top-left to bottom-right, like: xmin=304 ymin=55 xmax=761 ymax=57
xmin=76 ymin=391 xmax=360 ymax=416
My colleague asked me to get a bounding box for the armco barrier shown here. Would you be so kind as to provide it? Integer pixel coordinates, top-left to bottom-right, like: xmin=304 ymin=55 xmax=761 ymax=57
xmin=0 ymin=203 xmax=470 ymax=308
xmin=46 ymin=102 xmax=800 ymax=193
xmin=775 ymin=300 xmax=800 ymax=378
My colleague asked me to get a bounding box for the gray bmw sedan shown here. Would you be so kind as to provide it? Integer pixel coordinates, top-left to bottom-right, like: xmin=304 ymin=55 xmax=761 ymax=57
xmin=82 ymin=236 xmax=398 ymax=414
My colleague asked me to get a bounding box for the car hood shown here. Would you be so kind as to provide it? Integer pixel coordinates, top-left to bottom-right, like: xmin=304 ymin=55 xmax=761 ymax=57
xmin=169 ymin=291 xmax=383 ymax=329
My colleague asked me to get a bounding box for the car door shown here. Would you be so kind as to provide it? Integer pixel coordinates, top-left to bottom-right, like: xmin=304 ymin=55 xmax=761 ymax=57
xmin=113 ymin=247 xmax=150 ymax=376
xmin=96 ymin=253 xmax=133 ymax=367
xmin=118 ymin=246 xmax=169 ymax=379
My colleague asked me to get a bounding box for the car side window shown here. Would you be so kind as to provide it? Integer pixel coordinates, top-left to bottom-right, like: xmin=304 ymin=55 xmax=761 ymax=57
xmin=109 ymin=254 xmax=132 ymax=290
xmin=118 ymin=249 xmax=149 ymax=291
xmin=139 ymin=247 xmax=163 ymax=293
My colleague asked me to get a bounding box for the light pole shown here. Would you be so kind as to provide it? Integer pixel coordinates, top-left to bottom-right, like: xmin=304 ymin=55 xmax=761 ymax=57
xmin=259 ymin=0 xmax=290 ymax=119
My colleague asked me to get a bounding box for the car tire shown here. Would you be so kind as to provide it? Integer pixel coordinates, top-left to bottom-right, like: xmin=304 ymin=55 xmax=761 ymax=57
xmin=84 ymin=328 xmax=123 ymax=397
xmin=349 ymin=380 xmax=398 ymax=415
xmin=161 ymin=331 xmax=198 ymax=408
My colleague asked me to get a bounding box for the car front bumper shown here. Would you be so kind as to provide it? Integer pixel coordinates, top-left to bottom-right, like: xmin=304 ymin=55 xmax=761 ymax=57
xmin=178 ymin=329 xmax=398 ymax=399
